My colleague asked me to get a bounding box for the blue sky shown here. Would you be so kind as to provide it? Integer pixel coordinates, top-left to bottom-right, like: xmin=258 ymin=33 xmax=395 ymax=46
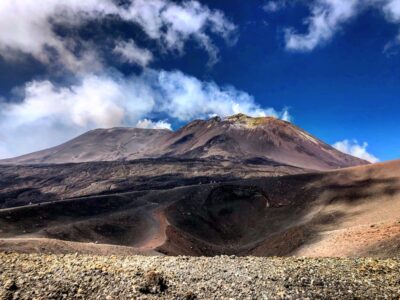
xmin=0 ymin=0 xmax=399 ymax=162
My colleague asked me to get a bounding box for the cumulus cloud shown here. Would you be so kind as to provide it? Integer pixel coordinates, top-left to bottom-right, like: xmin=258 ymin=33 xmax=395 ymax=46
xmin=0 ymin=0 xmax=236 ymax=70
xmin=136 ymin=119 xmax=172 ymax=130
xmin=333 ymin=139 xmax=379 ymax=163
xmin=0 ymin=0 xmax=115 ymax=71
xmin=0 ymin=70 xmax=288 ymax=158
xmin=113 ymin=40 xmax=153 ymax=67
xmin=122 ymin=0 xmax=237 ymax=66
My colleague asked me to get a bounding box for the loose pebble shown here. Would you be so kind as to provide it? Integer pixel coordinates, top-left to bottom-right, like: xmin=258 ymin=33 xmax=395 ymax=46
xmin=0 ymin=252 xmax=399 ymax=299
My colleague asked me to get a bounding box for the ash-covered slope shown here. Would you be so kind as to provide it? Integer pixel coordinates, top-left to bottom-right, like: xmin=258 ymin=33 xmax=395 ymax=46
xmin=2 ymin=114 xmax=368 ymax=170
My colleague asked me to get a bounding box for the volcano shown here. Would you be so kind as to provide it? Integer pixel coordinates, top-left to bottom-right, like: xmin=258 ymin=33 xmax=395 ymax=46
xmin=2 ymin=114 xmax=368 ymax=171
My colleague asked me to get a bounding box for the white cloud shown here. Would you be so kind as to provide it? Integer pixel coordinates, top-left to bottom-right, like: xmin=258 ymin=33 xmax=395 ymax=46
xmin=0 ymin=70 xmax=289 ymax=158
xmin=5 ymin=76 xmax=152 ymax=129
xmin=383 ymin=0 xmax=400 ymax=22
xmin=285 ymin=0 xmax=360 ymax=52
xmin=136 ymin=119 xmax=172 ymax=130
xmin=333 ymin=139 xmax=379 ymax=163
xmin=284 ymin=0 xmax=400 ymax=52
xmin=382 ymin=0 xmax=400 ymax=53
xmin=0 ymin=0 xmax=116 ymax=71
xmin=0 ymin=0 xmax=236 ymax=70
xmin=263 ymin=1 xmax=287 ymax=12
xmin=122 ymin=0 xmax=237 ymax=66
xmin=113 ymin=40 xmax=153 ymax=67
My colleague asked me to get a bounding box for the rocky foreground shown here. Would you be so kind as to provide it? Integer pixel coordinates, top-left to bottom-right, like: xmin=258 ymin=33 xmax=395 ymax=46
xmin=0 ymin=253 xmax=399 ymax=299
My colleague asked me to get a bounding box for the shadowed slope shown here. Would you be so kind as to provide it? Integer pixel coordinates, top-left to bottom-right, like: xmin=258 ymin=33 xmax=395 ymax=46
xmin=0 ymin=158 xmax=306 ymax=209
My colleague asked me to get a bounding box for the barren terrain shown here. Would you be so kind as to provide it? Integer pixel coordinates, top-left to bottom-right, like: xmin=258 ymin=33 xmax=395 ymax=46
xmin=1 ymin=160 xmax=399 ymax=257
xmin=1 ymin=252 xmax=399 ymax=299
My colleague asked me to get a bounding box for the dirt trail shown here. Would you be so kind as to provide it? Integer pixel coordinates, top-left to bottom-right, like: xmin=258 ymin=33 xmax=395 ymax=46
xmin=137 ymin=208 xmax=169 ymax=250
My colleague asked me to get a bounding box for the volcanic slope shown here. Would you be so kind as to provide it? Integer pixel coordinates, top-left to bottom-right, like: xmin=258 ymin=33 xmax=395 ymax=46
xmin=0 ymin=158 xmax=307 ymax=209
xmin=1 ymin=114 xmax=368 ymax=170
xmin=0 ymin=160 xmax=399 ymax=257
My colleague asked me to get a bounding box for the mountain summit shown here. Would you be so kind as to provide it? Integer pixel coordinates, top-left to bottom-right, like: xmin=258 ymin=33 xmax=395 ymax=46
xmin=155 ymin=113 xmax=368 ymax=170
xmin=1 ymin=114 xmax=368 ymax=170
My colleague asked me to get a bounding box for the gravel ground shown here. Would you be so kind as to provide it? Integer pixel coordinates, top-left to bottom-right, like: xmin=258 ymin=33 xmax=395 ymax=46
xmin=0 ymin=252 xmax=399 ymax=299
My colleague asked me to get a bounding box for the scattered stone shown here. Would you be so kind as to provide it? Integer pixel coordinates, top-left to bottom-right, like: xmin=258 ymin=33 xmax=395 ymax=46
xmin=183 ymin=291 xmax=197 ymax=299
xmin=3 ymin=279 xmax=17 ymax=291
xmin=0 ymin=252 xmax=399 ymax=299
xmin=139 ymin=271 xmax=168 ymax=294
